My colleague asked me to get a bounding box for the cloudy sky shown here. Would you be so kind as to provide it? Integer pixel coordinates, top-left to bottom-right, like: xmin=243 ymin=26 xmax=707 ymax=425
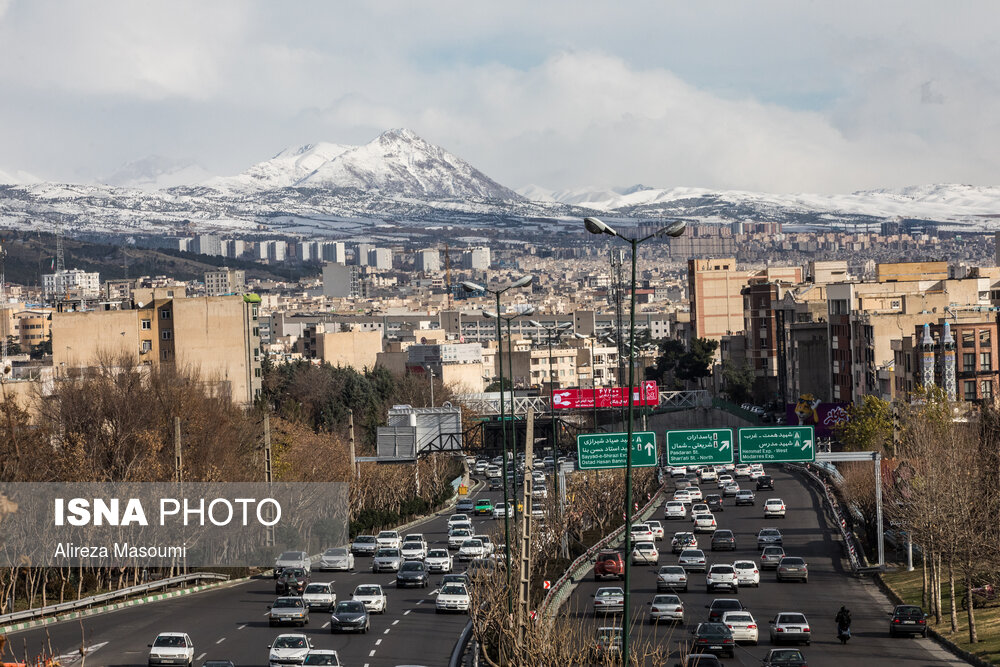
xmin=1 ymin=1 xmax=998 ymax=193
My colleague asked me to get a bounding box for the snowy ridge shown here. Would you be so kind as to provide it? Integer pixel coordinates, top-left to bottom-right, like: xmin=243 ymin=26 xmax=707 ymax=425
xmin=206 ymin=142 xmax=354 ymax=192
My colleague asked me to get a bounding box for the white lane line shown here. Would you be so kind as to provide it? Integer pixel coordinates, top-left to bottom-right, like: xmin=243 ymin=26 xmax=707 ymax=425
xmin=383 ymin=628 xmax=390 ymax=634
xmin=369 ymin=650 xmax=376 ymax=657
xmin=392 ymin=620 xmax=399 ymax=625
xmin=196 ymin=654 xmax=206 ymax=662
xmin=216 ymin=638 xmax=226 ymax=644
xmin=403 ymin=610 xmax=412 ymax=615
xmin=237 ymin=624 xmax=247 ymax=630
xmin=323 ymin=621 xmax=331 ymax=628
xmin=263 ymin=610 xmax=271 ymax=615
xmin=376 ymin=639 xmax=383 ymax=646
xmin=416 ymin=599 xmax=423 ymax=604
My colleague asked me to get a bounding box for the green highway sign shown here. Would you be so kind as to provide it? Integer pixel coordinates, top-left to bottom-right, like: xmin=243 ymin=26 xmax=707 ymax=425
xmin=665 ymin=428 xmax=735 ymax=466
xmin=576 ymin=432 xmax=657 ymax=470
xmin=738 ymin=426 xmax=816 ymax=463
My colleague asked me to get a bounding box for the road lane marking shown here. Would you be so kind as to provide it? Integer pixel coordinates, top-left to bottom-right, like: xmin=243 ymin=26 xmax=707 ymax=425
xmin=369 ymin=650 xmax=376 ymax=657
xmin=323 ymin=621 xmax=331 ymax=628
xmin=376 ymin=639 xmax=382 ymax=646
xmin=403 ymin=610 xmax=411 ymax=615
xmin=56 ymin=641 xmax=109 ymax=665
xmin=237 ymin=624 xmax=247 ymax=630
xmin=383 ymin=629 xmax=390 ymax=634
xmin=416 ymin=600 xmax=423 ymax=604
xmin=216 ymin=638 xmax=226 ymax=644
xmin=196 ymin=654 xmax=206 ymax=661
xmin=392 ymin=620 xmax=399 ymax=625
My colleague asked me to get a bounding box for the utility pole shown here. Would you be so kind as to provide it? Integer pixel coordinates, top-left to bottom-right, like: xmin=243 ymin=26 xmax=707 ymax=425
xmin=174 ymin=417 xmax=186 ymax=574
xmin=348 ymin=408 xmax=358 ymax=478
xmin=517 ymin=408 xmax=535 ymax=648
xmin=264 ymin=413 xmax=275 ymax=547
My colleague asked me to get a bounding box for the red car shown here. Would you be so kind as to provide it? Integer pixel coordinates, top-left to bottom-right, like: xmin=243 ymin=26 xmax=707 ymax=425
xmin=594 ymin=550 xmax=625 ymax=581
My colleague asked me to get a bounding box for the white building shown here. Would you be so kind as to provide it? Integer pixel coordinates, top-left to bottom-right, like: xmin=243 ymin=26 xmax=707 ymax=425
xmin=43 ymin=269 xmax=101 ymax=299
xmin=368 ymin=247 xmax=393 ymax=270
xmin=195 ymin=235 xmax=222 ymax=256
xmin=321 ymin=241 xmax=346 ymax=264
xmin=463 ymin=247 xmax=490 ymax=270
xmin=415 ymin=249 xmax=440 ymax=273
xmin=204 ymin=268 xmax=246 ymax=296
xmin=222 ymin=239 xmax=246 ymax=259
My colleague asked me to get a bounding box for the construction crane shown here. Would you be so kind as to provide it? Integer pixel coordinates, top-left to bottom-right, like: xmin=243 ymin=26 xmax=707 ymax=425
xmin=444 ymin=242 xmax=453 ymax=310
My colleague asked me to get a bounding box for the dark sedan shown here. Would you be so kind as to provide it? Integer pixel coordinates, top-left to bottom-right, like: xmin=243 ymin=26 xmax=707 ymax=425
xmin=707 ymin=598 xmax=743 ymax=623
xmin=888 ymin=604 xmax=928 ymax=637
xmin=330 ymin=600 xmax=370 ymax=634
xmin=275 ymin=568 xmax=310 ymax=595
xmin=763 ymin=648 xmax=808 ymax=666
xmin=395 ymin=560 xmax=429 ymax=588
xmin=757 ymin=475 xmax=775 ymax=490
xmin=705 ymin=494 xmax=724 ymax=513
xmin=710 ymin=530 xmax=736 ymax=551
xmin=690 ymin=623 xmax=735 ymax=659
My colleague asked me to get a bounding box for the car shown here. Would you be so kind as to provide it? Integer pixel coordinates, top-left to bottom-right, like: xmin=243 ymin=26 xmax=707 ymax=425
xmin=351 ymin=584 xmax=387 ymax=614
xmin=721 ymin=610 xmax=759 ymax=645
xmin=473 ymin=498 xmax=494 ymax=515
xmin=457 ymin=498 xmax=476 ymax=513
xmin=458 ymin=538 xmax=486 ymax=561
xmin=764 ymin=498 xmax=787 ymax=518
xmin=268 ymin=596 xmax=309 ymax=627
xmin=648 ymin=593 xmax=684 ymax=624
xmin=274 ymin=551 xmax=310 ymax=578
xmin=656 ymin=565 xmax=689 ymax=592
xmin=700 ymin=468 xmax=718 ymax=482
xmin=669 ymin=466 xmax=687 ymax=477
xmin=317 ymin=547 xmax=354 ymax=571
xmin=147 ymin=632 xmax=194 ymax=667
xmin=675 ymin=478 xmax=691 ymax=490
xmin=630 ymin=523 xmax=655 ymax=542
xmin=302 ymin=650 xmax=341 ymax=667
xmin=710 ymin=529 xmax=736 ymax=551
xmin=442 ymin=572 xmax=470 ymax=587
xmin=705 ymin=494 xmax=724 ymax=512
xmin=396 ymin=560 xmax=429 ymax=588
xmin=646 ymin=520 xmax=665 ymax=540
xmin=202 ymin=662 xmax=235 ymax=667
xmin=687 ymin=486 xmax=704 ymax=501
xmin=757 ymin=528 xmax=783 ymax=550
xmin=593 ymin=587 xmax=625 ymax=615
xmin=769 ymin=612 xmax=811 ymax=645
xmin=673 ymin=489 xmax=693 ymax=504
xmin=678 ymin=548 xmax=707 ymax=572
xmin=302 ymin=582 xmax=336 ymax=611
xmin=735 ymin=464 xmax=751 ymax=478
xmin=762 ymin=648 xmax=808 ymax=666
xmin=594 ymin=550 xmax=626 ymax=580
xmin=492 ymin=502 xmax=512 ymax=519
xmin=275 ymin=568 xmax=310 ymax=596
xmin=723 ymin=483 xmax=740 ymax=497
xmin=776 ymin=556 xmax=809 ymax=583
xmin=706 ymin=598 xmax=744 ymax=623
xmin=631 ymin=541 xmax=659 ymax=565
xmin=706 ymin=564 xmax=739 ymax=592
xmin=531 ymin=485 xmax=548 ymax=499
xmin=350 ymin=535 xmax=377 ymax=556
xmin=734 ymin=490 xmax=755 ymax=506
xmin=733 ymin=560 xmax=760 ymax=587
xmin=402 ymin=533 xmax=427 ymax=554
xmin=474 ymin=534 xmax=496 ymax=556
xmin=489 ymin=477 xmax=504 ymax=490
xmin=888 ymin=604 xmax=929 ymax=637
xmin=671 ymin=532 xmax=697 ymax=554
xmin=447 ymin=514 xmax=471 ymax=528
xmin=749 ymin=468 xmax=765 ymax=480
xmin=760 ymin=546 xmax=786 ymax=569
xmin=371 ymin=548 xmax=402 ymax=572
xmin=267 ymin=635 xmax=311 ymax=667
xmin=376 ymin=530 xmax=401 ymax=549
xmin=681 ymin=655 xmax=724 ymax=667
xmin=467 ymin=557 xmax=500 ymax=584
xmin=592 ymin=627 xmax=623 ymax=661
xmin=485 ymin=465 xmax=501 ymax=478
xmin=690 ymin=503 xmax=710 ymax=516
xmin=426 ymin=548 xmax=453 ymax=572
xmin=756 ymin=475 xmax=775 ymax=490
xmin=693 ymin=513 xmax=717 ymax=533
xmin=716 ymin=474 xmax=734 ymax=489
xmin=690 ymin=622 xmax=735 ymax=659
xmin=530 ymin=502 xmax=545 ymax=519
xmin=664 ymin=501 xmax=688 ymax=520
xmin=474 ymin=461 xmax=488 ymax=474
xmin=330 ymin=600 xmax=369 ymax=634
xmin=448 ymin=528 xmax=473 ymax=549
xmin=435 ymin=582 xmax=471 ymax=613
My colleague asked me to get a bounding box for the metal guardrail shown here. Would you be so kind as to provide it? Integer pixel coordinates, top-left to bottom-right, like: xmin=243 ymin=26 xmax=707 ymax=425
xmin=0 ymin=572 xmax=230 ymax=626
xmin=788 ymin=463 xmax=864 ymax=572
xmin=449 ymin=619 xmax=475 ymax=667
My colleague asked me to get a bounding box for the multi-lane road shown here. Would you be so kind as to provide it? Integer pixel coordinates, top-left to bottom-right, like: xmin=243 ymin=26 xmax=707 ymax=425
xmin=565 ymin=465 xmax=965 ymax=665
xmin=4 ymin=485 xmax=506 ymax=667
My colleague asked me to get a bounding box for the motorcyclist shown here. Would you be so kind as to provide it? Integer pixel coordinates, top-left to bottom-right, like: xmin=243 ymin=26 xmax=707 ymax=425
xmin=836 ymin=606 xmax=852 ymax=642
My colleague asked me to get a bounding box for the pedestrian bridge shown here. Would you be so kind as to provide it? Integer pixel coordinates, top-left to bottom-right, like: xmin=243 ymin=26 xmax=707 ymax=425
xmin=456 ymin=390 xmax=711 ymax=416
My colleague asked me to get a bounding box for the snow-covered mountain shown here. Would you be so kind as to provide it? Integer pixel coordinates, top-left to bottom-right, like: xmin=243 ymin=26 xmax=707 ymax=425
xmin=102 ymin=156 xmax=212 ymax=192
xmin=0 ymin=168 xmax=40 ymax=185
xmin=206 ymin=141 xmax=354 ymax=192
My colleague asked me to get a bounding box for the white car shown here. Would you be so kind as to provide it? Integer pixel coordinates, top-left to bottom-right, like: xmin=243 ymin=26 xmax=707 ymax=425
xmin=722 ymin=610 xmax=759 ymax=644
xmin=302 ymin=582 xmax=336 ymax=611
xmin=267 ymin=634 xmax=312 ymax=667
xmin=749 ymin=468 xmax=764 ymax=480
xmin=769 ymin=612 xmax=811 ymax=645
xmin=699 ymin=468 xmax=717 ymax=482
xmin=274 ymin=550 xmax=311 ymax=577
xmin=316 ymin=547 xmax=354 ymax=571
xmin=593 ymin=587 xmax=625 ymax=615
xmin=735 ymin=464 xmax=751 ymax=478
xmin=733 ymin=560 xmax=761 ymax=587
xmin=716 ymin=474 xmax=734 ymax=489
xmin=147 ymin=633 xmax=194 ymax=667
xmin=631 ymin=541 xmax=659 ymax=565
xmin=302 ymin=650 xmax=342 ymax=667
xmin=669 ymin=466 xmax=687 ymax=477
xmin=473 ymin=534 xmax=496 ymax=556
xmin=678 ymin=548 xmax=707 ymax=572
xmin=448 ymin=528 xmax=473 ymax=550
xmin=376 ymin=530 xmax=401 ymax=549
xmin=690 ymin=503 xmax=710 ymax=516
xmin=458 ymin=539 xmax=486 ymax=561
xmin=351 ymin=584 xmax=387 ymax=614
xmin=401 ymin=535 xmax=427 ymax=560
xmin=723 ymin=482 xmax=741 ymax=497
xmin=425 ymin=549 xmax=453 ymax=572
xmin=686 ymin=486 xmax=703 ymax=501
xmin=656 ymin=565 xmax=688 ymax=592
xmin=693 ymin=513 xmax=718 ymax=533
xmin=673 ymin=489 xmax=692 ymax=504
xmin=706 ymin=563 xmax=739 ymax=592
xmin=630 ymin=523 xmax=654 ymax=543
xmin=447 ymin=514 xmax=471 ymax=528
xmin=485 ymin=465 xmax=502 ymax=479
xmin=664 ymin=501 xmax=687 ymax=520
xmin=645 ymin=520 xmax=665 ymax=541
xmin=760 ymin=546 xmax=786 ymax=570
xmin=492 ymin=502 xmax=512 ymax=519
xmin=648 ymin=594 xmax=684 ymax=624
xmin=764 ymin=498 xmax=787 ymax=518
xmin=435 ymin=582 xmax=471 ymax=614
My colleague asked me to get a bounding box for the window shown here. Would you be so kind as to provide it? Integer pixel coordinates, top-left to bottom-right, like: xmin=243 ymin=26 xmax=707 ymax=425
xmin=964 ymin=353 xmax=976 ymax=372
xmin=160 ymin=309 xmax=171 ymax=320
xmin=254 ymin=368 xmax=262 ymax=378
xmin=140 ymin=340 xmax=151 ymax=353
xmin=161 ymin=330 xmax=172 ymax=340
xmin=982 ymin=381 xmax=994 ymax=400
xmin=161 ymin=349 xmax=172 ymax=360
xmin=964 ymin=380 xmax=977 ymax=400
xmin=981 ymin=329 xmax=992 ymax=345
xmin=963 ymin=330 xmax=975 ymax=347
xmin=141 ymin=319 xmax=151 ymax=330
xmin=982 ymin=352 xmax=992 ymax=371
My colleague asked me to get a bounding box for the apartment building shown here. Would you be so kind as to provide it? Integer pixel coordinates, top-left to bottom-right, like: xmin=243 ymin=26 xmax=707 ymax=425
xmin=295 ymin=324 xmax=383 ymax=371
xmin=893 ymin=317 xmax=999 ymax=402
xmin=43 ymin=269 xmax=101 ymax=299
xmin=17 ymin=309 xmax=53 ymax=352
xmin=51 ymin=295 xmax=262 ymax=405
xmin=204 ymin=268 xmax=246 ymax=296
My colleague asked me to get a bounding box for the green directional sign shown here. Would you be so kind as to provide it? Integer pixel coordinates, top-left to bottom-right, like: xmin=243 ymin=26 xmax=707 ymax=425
xmin=576 ymin=432 xmax=657 ymax=470
xmin=665 ymin=428 xmax=735 ymax=466
xmin=738 ymin=426 xmax=815 ymax=463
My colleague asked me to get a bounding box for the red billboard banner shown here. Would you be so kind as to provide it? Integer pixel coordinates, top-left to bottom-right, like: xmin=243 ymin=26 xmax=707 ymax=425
xmin=784 ymin=399 xmax=851 ymax=439
xmin=551 ymin=381 xmax=659 ymax=409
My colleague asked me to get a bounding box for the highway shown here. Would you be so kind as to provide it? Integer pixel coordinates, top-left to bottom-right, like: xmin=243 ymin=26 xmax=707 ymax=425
xmin=565 ymin=465 xmax=965 ymax=665
xmin=3 ymin=485 xmax=507 ymax=667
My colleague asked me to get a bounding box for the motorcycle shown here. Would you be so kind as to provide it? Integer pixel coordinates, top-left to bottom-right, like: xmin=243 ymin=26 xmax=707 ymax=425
xmin=837 ymin=624 xmax=851 ymax=644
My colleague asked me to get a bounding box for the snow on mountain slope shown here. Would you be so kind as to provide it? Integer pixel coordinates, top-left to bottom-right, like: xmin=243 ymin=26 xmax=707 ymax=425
xmin=102 ymin=156 xmax=212 ymax=192
xmin=206 ymin=141 xmax=354 ymax=191
xmin=0 ymin=168 xmax=41 ymax=185
xmin=297 ymin=128 xmax=522 ymax=200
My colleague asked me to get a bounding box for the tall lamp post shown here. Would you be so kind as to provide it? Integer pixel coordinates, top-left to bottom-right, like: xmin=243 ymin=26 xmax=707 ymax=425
xmin=582 ymin=216 xmax=686 ymax=659
xmin=529 ymin=319 xmax=573 ymax=526
xmin=460 ymin=276 xmax=533 ymax=615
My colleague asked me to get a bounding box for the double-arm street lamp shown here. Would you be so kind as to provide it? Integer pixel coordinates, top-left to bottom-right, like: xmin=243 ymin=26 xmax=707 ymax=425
xmin=460 ymin=275 xmax=533 ymax=614
xmin=529 ymin=318 xmax=573 ymax=526
xmin=583 ymin=216 xmax=687 ymax=659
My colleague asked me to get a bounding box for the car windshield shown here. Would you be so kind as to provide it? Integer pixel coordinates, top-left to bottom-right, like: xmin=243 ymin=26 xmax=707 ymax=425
xmin=764 ymin=547 xmax=784 ymax=555
xmin=653 ymin=595 xmax=680 ymax=604
xmin=698 ymin=623 xmax=730 ymax=636
xmin=153 ymin=636 xmax=186 ymax=647
xmin=597 ymin=589 xmax=622 ymax=597
xmin=273 ymin=637 xmax=307 ymax=649
xmin=441 ymin=585 xmax=467 ymax=595
xmin=712 ymin=600 xmax=742 ymax=611
xmin=726 ymin=613 xmax=753 ymax=623
xmin=278 ymin=552 xmax=301 ymax=560
xmin=325 ymin=548 xmax=347 ymax=556
xmin=303 ymin=654 xmax=340 ymax=666
xmin=761 ymin=529 xmax=780 ymax=536
xmin=284 ymin=568 xmax=305 ymax=577
xmin=401 ymin=562 xmax=424 ymax=572
xmin=275 ymin=598 xmax=304 ymax=608
xmin=781 ymin=558 xmax=805 ymax=565
xmin=451 ymin=529 xmax=471 ymax=537
xmin=598 ymin=553 xmax=620 ymax=562
xmin=355 ymin=536 xmax=375 ymax=543
xmin=734 ymin=562 xmax=755 ymax=569
xmin=403 ymin=535 xmax=422 ymax=542
xmin=443 ymin=575 xmax=467 ymax=584
xmin=377 ymin=531 xmax=397 ymax=538
xmin=680 ymin=550 xmax=703 ymax=557
xmin=896 ymin=606 xmax=925 ymax=618
xmin=375 ymin=549 xmax=399 ymax=557
xmin=337 ymin=601 xmax=365 ymax=613
xmin=711 ymin=566 xmax=735 ymax=574
xmin=428 ymin=550 xmax=447 ymax=558
xmin=777 ymin=614 xmax=807 ymax=624
xmin=714 ymin=531 xmax=733 ymax=537
xmin=304 ymin=584 xmax=328 ymax=594
xmin=660 ymin=566 xmax=685 ymax=574
xmin=355 ymin=586 xmax=381 ymax=596
xmin=695 ymin=514 xmax=713 ymax=520
xmin=636 ymin=543 xmax=655 ymax=551
xmin=463 ymin=540 xmax=483 ymax=548
xmin=769 ymin=649 xmax=804 ymax=662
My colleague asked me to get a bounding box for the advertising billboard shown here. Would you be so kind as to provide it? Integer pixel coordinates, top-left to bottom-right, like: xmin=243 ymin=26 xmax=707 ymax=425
xmin=785 ymin=395 xmax=851 ymax=439
xmin=551 ymin=381 xmax=659 ymax=409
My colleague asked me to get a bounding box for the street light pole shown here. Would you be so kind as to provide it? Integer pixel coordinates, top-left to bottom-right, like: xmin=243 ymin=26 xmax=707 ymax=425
xmin=529 ymin=319 xmax=572 ymax=531
xmin=583 ymin=216 xmax=686 ymax=661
